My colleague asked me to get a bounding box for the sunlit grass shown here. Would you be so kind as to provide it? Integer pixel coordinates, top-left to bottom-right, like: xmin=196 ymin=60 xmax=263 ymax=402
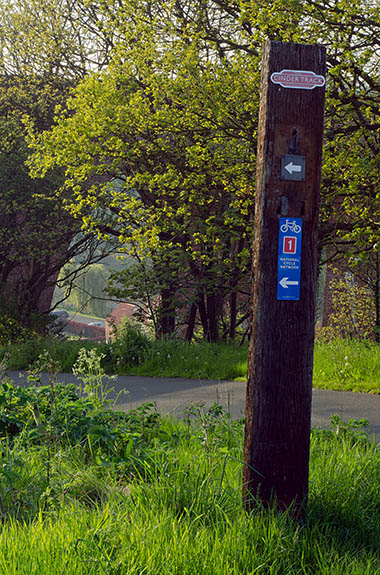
xmin=133 ymin=339 xmax=248 ymax=380
xmin=1 ymin=340 xmax=379 ymax=573
xmin=313 ymin=338 xmax=380 ymax=393
xmin=1 ymin=336 xmax=379 ymax=393
xmin=0 ymin=414 xmax=379 ymax=574
xmin=132 ymin=338 xmax=380 ymax=394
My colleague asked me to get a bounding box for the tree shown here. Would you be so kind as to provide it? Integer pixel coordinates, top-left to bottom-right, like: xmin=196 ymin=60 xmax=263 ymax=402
xmin=0 ymin=0 xmax=118 ymax=328
xmin=29 ymin=10 xmax=257 ymax=340
xmin=206 ymin=0 xmax=380 ymax=255
xmin=29 ymin=0 xmax=380 ymax=338
xmin=0 ymin=0 xmax=113 ymax=79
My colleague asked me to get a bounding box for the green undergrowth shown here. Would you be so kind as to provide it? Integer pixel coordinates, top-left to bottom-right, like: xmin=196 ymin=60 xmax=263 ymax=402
xmin=0 ymin=364 xmax=379 ymax=574
xmin=0 ymin=335 xmax=379 ymax=394
xmin=132 ymin=339 xmax=249 ymax=380
xmin=313 ymin=338 xmax=380 ymax=393
xmin=0 ymin=336 xmax=95 ymax=372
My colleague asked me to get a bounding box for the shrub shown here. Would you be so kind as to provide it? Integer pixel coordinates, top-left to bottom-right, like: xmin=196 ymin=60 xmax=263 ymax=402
xmin=101 ymin=318 xmax=152 ymax=372
xmin=0 ymin=314 xmax=30 ymax=344
xmin=324 ymin=271 xmax=376 ymax=340
xmin=0 ymin=374 xmax=160 ymax=459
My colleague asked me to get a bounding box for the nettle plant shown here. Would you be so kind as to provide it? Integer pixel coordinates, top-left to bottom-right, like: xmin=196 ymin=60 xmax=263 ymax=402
xmin=0 ymin=349 xmax=161 ymax=467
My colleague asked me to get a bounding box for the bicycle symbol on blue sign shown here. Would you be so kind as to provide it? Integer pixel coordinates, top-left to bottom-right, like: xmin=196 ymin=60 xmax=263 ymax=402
xmin=277 ymin=217 xmax=303 ymax=301
xmin=280 ymin=219 xmax=302 ymax=234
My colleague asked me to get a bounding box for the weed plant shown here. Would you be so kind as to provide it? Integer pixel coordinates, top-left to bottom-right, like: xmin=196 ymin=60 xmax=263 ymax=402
xmin=99 ymin=320 xmax=151 ymax=373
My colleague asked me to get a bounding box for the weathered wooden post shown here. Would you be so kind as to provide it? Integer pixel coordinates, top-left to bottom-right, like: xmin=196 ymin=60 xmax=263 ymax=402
xmin=243 ymin=41 xmax=326 ymax=513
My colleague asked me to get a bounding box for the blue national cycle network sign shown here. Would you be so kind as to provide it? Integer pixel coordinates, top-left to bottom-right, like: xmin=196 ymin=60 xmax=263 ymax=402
xmin=277 ymin=217 xmax=302 ymax=301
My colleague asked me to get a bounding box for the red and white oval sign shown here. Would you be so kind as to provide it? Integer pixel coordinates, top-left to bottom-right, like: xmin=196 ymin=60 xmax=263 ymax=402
xmin=271 ymin=69 xmax=325 ymax=90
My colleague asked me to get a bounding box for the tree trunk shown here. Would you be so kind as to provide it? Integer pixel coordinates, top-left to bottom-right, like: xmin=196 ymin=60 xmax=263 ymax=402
xmin=229 ymin=237 xmax=246 ymax=341
xmin=206 ymin=292 xmax=219 ymax=342
xmin=185 ymin=302 xmax=197 ymax=342
xmin=229 ymin=290 xmax=237 ymax=341
xmin=197 ymin=293 xmax=210 ymax=340
xmin=157 ymin=287 xmax=176 ymax=337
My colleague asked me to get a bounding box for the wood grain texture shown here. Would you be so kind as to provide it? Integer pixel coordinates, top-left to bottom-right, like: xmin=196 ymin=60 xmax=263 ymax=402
xmin=243 ymin=41 xmax=326 ymax=513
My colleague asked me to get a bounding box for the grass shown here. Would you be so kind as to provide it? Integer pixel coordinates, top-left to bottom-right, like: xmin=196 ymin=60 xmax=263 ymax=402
xmin=0 ymin=388 xmax=379 ymax=574
xmin=1 ymin=494 xmax=379 ymax=574
xmin=133 ymin=339 xmax=249 ymax=380
xmin=0 ymin=335 xmax=379 ymax=393
xmin=67 ymin=311 xmax=105 ymax=321
xmin=0 ymin=336 xmax=95 ymax=372
xmin=313 ymin=338 xmax=380 ymax=393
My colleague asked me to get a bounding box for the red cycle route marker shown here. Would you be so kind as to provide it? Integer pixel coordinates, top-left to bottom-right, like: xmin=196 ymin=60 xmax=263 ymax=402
xmin=283 ymin=236 xmax=297 ymax=254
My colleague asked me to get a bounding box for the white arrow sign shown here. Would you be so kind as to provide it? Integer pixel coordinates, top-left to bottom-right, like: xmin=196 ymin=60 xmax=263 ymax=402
xmin=279 ymin=277 xmax=299 ymax=289
xmin=285 ymin=162 xmax=302 ymax=175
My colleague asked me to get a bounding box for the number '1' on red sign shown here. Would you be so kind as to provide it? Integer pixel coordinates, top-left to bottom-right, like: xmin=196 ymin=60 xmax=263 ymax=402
xmin=283 ymin=237 xmax=297 ymax=254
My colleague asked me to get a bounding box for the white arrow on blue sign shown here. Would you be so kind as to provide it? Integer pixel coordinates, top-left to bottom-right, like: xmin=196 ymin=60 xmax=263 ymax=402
xmin=277 ymin=218 xmax=302 ymax=301
xmin=279 ymin=277 xmax=299 ymax=289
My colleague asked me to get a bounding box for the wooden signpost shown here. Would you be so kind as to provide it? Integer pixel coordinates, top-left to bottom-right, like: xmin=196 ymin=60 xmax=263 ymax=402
xmin=243 ymin=41 xmax=326 ymax=514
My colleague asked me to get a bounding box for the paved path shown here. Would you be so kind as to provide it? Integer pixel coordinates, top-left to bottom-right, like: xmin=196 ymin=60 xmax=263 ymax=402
xmin=6 ymin=371 xmax=380 ymax=440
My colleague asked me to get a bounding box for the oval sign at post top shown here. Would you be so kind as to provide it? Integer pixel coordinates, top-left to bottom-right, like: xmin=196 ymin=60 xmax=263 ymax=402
xmin=271 ymin=69 xmax=325 ymax=90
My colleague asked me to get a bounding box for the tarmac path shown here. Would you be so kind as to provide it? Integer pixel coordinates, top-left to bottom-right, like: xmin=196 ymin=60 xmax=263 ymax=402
xmin=6 ymin=370 xmax=380 ymax=440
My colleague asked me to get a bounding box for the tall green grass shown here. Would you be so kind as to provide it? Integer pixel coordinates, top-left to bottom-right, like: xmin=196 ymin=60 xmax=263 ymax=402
xmin=132 ymin=337 xmax=380 ymax=394
xmin=1 ymin=335 xmax=379 ymax=393
xmin=133 ymin=339 xmax=249 ymax=380
xmin=0 ymin=337 xmax=94 ymax=372
xmin=0 ymin=361 xmax=379 ymax=574
xmin=313 ymin=338 xmax=380 ymax=393
xmin=0 ymin=414 xmax=379 ymax=574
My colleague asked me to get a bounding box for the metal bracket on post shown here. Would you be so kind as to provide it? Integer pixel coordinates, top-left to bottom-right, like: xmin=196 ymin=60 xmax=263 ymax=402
xmin=288 ymin=128 xmax=300 ymax=154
